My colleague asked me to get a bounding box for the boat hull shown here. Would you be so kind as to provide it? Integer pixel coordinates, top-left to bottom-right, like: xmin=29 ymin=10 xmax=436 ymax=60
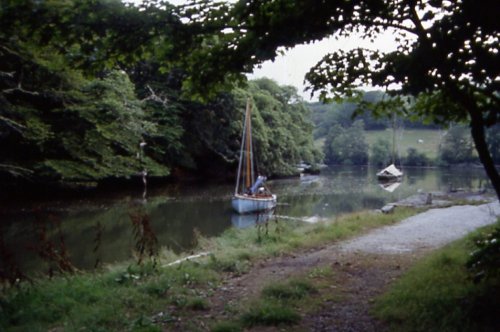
xmin=377 ymin=174 xmax=403 ymax=181
xmin=232 ymin=194 xmax=277 ymax=214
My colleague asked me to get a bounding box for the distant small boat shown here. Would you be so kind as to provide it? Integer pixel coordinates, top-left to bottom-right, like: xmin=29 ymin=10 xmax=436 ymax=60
xmin=377 ymin=114 xmax=403 ymax=182
xmin=377 ymin=163 xmax=403 ymax=182
xmin=232 ymin=99 xmax=277 ymax=214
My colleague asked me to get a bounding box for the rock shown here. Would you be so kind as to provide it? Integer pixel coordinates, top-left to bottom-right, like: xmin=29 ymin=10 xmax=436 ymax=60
xmin=425 ymin=193 xmax=433 ymax=205
xmin=381 ymin=204 xmax=395 ymax=214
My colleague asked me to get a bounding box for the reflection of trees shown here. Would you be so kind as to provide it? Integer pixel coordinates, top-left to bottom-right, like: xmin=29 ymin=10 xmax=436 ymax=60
xmin=128 ymin=204 xmax=158 ymax=265
xmin=280 ymin=192 xmax=385 ymax=218
xmin=0 ymin=220 xmax=29 ymax=285
xmin=437 ymin=169 xmax=487 ymax=192
xmin=31 ymin=210 xmax=76 ymax=276
xmin=92 ymin=221 xmax=103 ymax=269
xmin=256 ymin=208 xmax=280 ymax=243
xmin=148 ymin=200 xmax=230 ymax=252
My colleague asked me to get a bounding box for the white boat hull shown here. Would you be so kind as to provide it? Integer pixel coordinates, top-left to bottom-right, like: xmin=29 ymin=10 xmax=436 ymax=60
xmin=376 ymin=164 xmax=403 ymax=181
xmin=232 ymin=194 xmax=277 ymax=214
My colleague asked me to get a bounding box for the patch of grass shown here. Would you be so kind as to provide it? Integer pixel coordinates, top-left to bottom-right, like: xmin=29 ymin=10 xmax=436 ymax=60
xmin=262 ymin=279 xmax=317 ymax=301
xmin=240 ymin=300 xmax=301 ymax=327
xmin=211 ymin=278 xmax=317 ymax=330
xmin=373 ymin=224 xmax=500 ymax=332
xmin=210 ymin=320 xmax=243 ymax=332
xmin=185 ymin=297 xmax=209 ymax=311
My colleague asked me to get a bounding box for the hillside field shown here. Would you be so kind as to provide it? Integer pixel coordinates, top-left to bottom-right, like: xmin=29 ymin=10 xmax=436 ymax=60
xmin=316 ymin=129 xmax=445 ymax=160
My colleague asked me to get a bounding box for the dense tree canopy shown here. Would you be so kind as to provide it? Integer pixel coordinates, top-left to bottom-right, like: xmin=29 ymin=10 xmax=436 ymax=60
xmin=0 ymin=0 xmax=321 ymax=189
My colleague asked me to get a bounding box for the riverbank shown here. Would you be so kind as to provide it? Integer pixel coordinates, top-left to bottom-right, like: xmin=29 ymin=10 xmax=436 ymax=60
xmin=1 ymin=207 xmax=419 ymax=331
xmin=2 ymin=194 xmax=498 ymax=331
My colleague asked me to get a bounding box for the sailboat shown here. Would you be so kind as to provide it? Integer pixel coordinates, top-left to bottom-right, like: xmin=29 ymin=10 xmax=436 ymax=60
xmin=232 ymin=99 xmax=277 ymax=214
xmin=377 ymin=114 xmax=403 ymax=182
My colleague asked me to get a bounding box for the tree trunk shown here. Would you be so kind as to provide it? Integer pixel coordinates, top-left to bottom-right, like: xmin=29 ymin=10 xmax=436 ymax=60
xmin=469 ymin=112 xmax=500 ymax=201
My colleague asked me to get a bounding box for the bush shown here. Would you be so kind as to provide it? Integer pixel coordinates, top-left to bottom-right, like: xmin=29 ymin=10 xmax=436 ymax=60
xmin=404 ymin=147 xmax=431 ymax=166
xmin=324 ymin=120 xmax=369 ymax=165
xmin=467 ymin=222 xmax=500 ymax=283
xmin=439 ymin=125 xmax=477 ymax=164
xmin=370 ymin=138 xmax=391 ymax=166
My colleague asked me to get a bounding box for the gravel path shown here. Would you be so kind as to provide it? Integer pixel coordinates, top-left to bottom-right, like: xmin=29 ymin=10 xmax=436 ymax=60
xmin=340 ymin=201 xmax=500 ymax=254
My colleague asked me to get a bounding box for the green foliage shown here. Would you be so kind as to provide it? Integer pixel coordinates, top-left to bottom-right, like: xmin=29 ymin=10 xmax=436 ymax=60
xmin=229 ymin=79 xmax=322 ymax=177
xmin=404 ymin=148 xmax=431 ymax=167
xmin=486 ymin=125 xmax=500 ymax=164
xmin=211 ymin=321 xmax=243 ymax=332
xmin=262 ymin=279 xmax=317 ymax=301
xmin=467 ymin=221 xmax=500 ymax=284
xmin=439 ymin=125 xmax=477 ymax=165
xmin=240 ymin=300 xmax=301 ymax=327
xmin=374 ymin=225 xmax=500 ymax=332
xmin=370 ymin=138 xmax=392 ymax=166
xmin=324 ymin=120 xmax=369 ymax=165
xmin=1 ymin=68 xmax=170 ymax=183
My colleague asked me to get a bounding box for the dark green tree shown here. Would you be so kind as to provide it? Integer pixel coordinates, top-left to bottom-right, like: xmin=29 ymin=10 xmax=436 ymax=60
xmin=371 ymin=139 xmax=392 ymax=167
xmin=486 ymin=125 xmax=500 ymax=165
xmin=439 ymin=125 xmax=477 ymax=165
xmin=324 ymin=120 xmax=368 ymax=165
xmin=404 ymin=147 xmax=431 ymax=167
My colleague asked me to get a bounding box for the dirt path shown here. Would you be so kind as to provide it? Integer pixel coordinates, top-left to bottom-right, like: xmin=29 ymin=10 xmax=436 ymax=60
xmin=177 ymin=201 xmax=500 ymax=331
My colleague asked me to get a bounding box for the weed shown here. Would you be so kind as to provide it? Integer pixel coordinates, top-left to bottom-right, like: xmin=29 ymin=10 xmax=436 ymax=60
xmin=241 ymin=300 xmax=301 ymax=327
xmin=186 ymin=297 xmax=209 ymax=311
xmin=262 ymin=279 xmax=317 ymax=301
xmin=210 ymin=320 xmax=243 ymax=332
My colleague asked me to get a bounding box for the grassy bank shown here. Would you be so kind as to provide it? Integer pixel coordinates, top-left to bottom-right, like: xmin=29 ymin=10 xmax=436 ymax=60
xmin=373 ymin=222 xmax=500 ymax=332
xmin=0 ymin=208 xmax=419 ymax=331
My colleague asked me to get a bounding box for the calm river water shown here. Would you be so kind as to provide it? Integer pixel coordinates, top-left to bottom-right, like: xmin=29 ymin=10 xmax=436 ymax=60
xmin=0 ymin=166 xmax=490 ymax=278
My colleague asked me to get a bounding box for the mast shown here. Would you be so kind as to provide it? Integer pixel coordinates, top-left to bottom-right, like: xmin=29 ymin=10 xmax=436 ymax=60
xmin=235 ymin=98 xmax=255 ymax=195
xmin=245 ymin=101 xmax=252 ymax=189
xmin=235 ymin=99 xmax=249 ymax=195
xmin=247 ymin=101 xmax=254 ymax=188
xmin=392 ymin=113 xmax=396 ymax=165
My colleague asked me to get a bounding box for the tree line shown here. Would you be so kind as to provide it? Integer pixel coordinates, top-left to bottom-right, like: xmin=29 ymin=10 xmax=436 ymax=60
xmin=0 ymin=1 xmax=320 ymax=190
xmin=309 ymin=92 xmax=500 ymax=167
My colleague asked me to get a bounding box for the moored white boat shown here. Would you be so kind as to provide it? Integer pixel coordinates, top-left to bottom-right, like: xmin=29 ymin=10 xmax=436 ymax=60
xmin=376 ymin=163 xmax=403 ymax=181
xmin=232 ymin=194 xmax=277 ymax=214
xmin=232 ymin=99 xmax=277 ymax=214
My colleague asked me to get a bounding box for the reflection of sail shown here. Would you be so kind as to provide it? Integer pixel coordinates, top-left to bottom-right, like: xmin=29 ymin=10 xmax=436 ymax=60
xmin=231 ymin=209 xmax=275 ymax=228
xmin=379 ymin=180 xmax=402 ymax=192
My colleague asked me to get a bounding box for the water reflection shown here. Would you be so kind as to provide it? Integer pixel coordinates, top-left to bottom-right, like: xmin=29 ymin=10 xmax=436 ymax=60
xmin=128 ymin=201 xmax=158 ymax=266
xmin=231 ymin=209 xmax=275 ymax=229
xmin=0 ymin=166 xmax=491 ymax=281
xmin=379 ymin=180 xmax=402 ymax=192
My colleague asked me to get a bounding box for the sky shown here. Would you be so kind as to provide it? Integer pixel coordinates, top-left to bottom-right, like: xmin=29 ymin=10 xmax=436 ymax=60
xmin=127 ymin=0 xmax=400 ymax=101
xmin=248 ymin=33 xmax=399 ymax=101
